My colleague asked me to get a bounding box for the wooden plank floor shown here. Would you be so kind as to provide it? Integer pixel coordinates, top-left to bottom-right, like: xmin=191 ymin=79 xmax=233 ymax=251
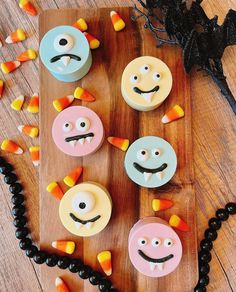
xmin=0 ymin=1 xmax=235 ymax=292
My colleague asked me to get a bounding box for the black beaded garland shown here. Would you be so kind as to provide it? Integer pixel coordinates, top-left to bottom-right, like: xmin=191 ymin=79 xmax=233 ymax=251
xmin=9 ymin=183 xmax=23 ymax=194
xmin=208 ymin=217 xmax=221 ymax=230
xmin=57 ymin=256 xmax=71 ymax=269
xmin=13 ymin=215 xmax=27 ymax=227
xmin=98 ymin=279 xmax=112 ymax=291
xmin=78 ymin=265 xmax=92 ymax=279
xmin=199 ymin=263 xmax=210 ymax=275
xmin=198 ymin=275 xmax=209 ymax=287
xmin=216 ymin=208 xmax=229 ymax=221
xmin=200 ymin=239 xmax=213 ymax=251
xmin=15 ymin=227 xmax=29 ymax=239
xmin=204 ymin=228 xmax=218 ymax=241
xmin=68 ymin=259 xmax=83 ymax=273
xmin=46 ymin=254 xmax=59 ymax=267
xmin=12 ymin=205 xmax=25 ymax=217
xmin=33 ymin=251 xmax=47 ymax=264
xmin=199 ymin=250 xmax=212 ymax=263
xmin=4 ymin=173 xmax=18 ymax=184
xmin=19 ymin=238 xmax=32 ymax=250
xmin=0 ymin=163 xmax=13 ymax=174
xmin=225 ymin=202 xmax=236 ymax=215
xmin=194 ymin=286 xmax=206 ymax=292
xmin=25 ymin=245 xmax=39 ymax=258
xmin=89 ymin=271 xmax=103 ymax=285
xmin=0 ymin=156 xmax=7 ymax=166
xmin=11 ymin=194 xmax=24 ymax=205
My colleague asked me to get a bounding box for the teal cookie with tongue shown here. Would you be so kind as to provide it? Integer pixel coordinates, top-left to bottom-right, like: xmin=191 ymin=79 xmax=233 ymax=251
xmin=124 ymin=136 xmax=177 ymax=188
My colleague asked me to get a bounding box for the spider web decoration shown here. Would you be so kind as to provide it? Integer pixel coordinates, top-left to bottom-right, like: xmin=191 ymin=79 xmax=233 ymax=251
xmin=132 ymin=0 xmax=236 ymax=115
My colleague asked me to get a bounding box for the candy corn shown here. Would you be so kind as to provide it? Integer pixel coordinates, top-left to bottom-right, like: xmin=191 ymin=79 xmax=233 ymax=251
xmin=0 ymin=39 xmax=2 ymax=48
xmin=74 ymin=86 xmax=95 ymax=102
xmin=110 ymin=11 xmax=126 ymax=32
xmin=52 ymin=240 xmax=75 ymax=255
xmin=55 ymin=277 xmax=70 ymax=292
xmin=5 ymin=29 xmax=26 ymax=44
xmin=169 ymin=215 xmax=189 ymax=232
xmin=63 ymin=166 xmax=83 ymax=187
xmin=162 ymin=105 xmax=185 ymax=124
xmin=0 ymin=80 xmax=4 ymax=98
xmin=107 ymin=137 xmax=129 ymax=151
xmin=11 ymin=95 xmax=24 ymax=111
xmin=27 ymin=93 xmax=39 ymax=113
xmin=1 ymin=139 xmax=23 ymax=154
xmin=84 ymin=32 xmax=100 ymax=49
xmin=47 ymin=182 xmax=64 ymax=200
xmin=72 ymin=18 xmax=88 ymax=32
xmin=97 ymin=251 xmax=112 ymax=276
xmin=152 ymin=199 xmax=174 ymax=211
xmin=1 ymin=61 xmax=21 ymax=74
xmin=53 ymin=95 xmax=74 ymax=112
xmin=18 ymin=125 xmax=39 ymax=138
xmin=29 ymin=146 xmax=39 ymax=166
xmin=17 ymin=49 xmax=37 ymax=62
xmin=19 ymin=0 xmax=37 ymax=16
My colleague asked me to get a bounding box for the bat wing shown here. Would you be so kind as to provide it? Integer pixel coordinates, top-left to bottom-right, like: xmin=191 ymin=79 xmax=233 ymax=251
xmin=222 ymin=9 xmax=236 ymax=47
xmin=190 ymin=2 xmax=211 ymax=26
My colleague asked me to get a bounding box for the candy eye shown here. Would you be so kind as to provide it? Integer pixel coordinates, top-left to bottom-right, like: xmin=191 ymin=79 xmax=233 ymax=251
xmin=76 ymin=117 xmax=90 ymax=132
xmin=152 ymin=238 xmax=161 ymax=247
xmin=153 ymin=72 xmax=161 ymax=81
xmin=63 ymin=122 xmax=73 ymax=132
xmin=152 ymin=148 xmax=161 ymax=157
xmin=72 ymin=191 xmax=95 ymax=214
xmin=137 ymin=149 xmax=149 ymax=161
xmin=140 ymin=64 xmax=150 ymax=74
xmin=54 ymin=34 xmax=74 ymax=53
xmin=130 ymin=74 xmax=139 ymax=84
xmin=138 ymin=237 xmax=147 ymax=246
xmin=164 ymin=238 xmax=173 ymax=247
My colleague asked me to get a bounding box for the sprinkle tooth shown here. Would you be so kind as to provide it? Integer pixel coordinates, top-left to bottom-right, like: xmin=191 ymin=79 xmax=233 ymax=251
xmin=141 ymin=92 xmax=154 ymax=103
xmin=75 ymin=222 xmax=82 ymax=229
xmin=85 ymin=222 xmax=93 ymax=229
xmin=61 ymin=56 xmax=70 ymax=66
xmin=156 ymin=171 xmax=164 ymax=180
xmin=69 ymin=140 xmax=76 ymax=147
xmin=157 ymin=263 xmax=164 ymax=271
xmin=79 ymin=138 xmax=85 ymax=145
xmin=149 ymin=262 xmax=156 ymax=271
xmin=86 ymin=136 xmax=92 ymax=143
xmin=144 ymin=172 xmax=152 ymax=181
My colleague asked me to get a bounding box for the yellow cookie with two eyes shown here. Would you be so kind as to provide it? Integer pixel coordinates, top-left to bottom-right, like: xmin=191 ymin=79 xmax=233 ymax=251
xmin=59 ymin=182 xmax=112 ymax=237
xmin=121 ymin=56 xmax=173 ymax=111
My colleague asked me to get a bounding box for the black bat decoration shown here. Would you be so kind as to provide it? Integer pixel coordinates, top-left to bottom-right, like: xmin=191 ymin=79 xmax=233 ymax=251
xmin=132 ymin=0 xmax=236 ymax=114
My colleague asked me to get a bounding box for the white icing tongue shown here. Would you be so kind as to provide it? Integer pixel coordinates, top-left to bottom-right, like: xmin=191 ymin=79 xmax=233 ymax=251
xmin=141 ymin=92 xmax=155 ymax=103
xmin=61 ymin=56 xmax=71 ymax=66
xmin=149 ymin=262 xmax=164 ymax=271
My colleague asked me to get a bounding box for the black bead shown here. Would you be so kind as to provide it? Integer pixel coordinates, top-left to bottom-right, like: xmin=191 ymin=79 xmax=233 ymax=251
xmin=4 ymin=173 xmax=18 ymax=184
xmin=68 ymin=259 xmax=82 ymax=273
xmin=25 ymin=245 xmax=38 ymax=258
xmin=208 ymin=217 xmax=221 ymax=230
xmin=11 ymin=194 xmax=24 ymax=205
xmin=78 ymin=265 xmax=92 ymax=279
xmin=46 ymin=254 xmax=59 ymax=267
xmin=19 ymin=238 xmax=32 ymax=250
xmin=204 ymin=228 xmax=217 ymax=241
xmin=198 ymin=275 xmax=209 ymax=287
xmin=216 ymin=208 xmax=229 ymax=221
xmin=98 ymin=279 xmax=112 ymax=291
xmin=12 ymin=205 xmax=25 ymax=217
xmin=89 ymin=271 xmax=103 ymax=285
xmin=0 ymin=156 xmax=7 ymax=166
xmin=194 ymin=286 xmax=206 ymax=292
xmin=199 ymin=263 xmax=210 ymax=275
xmin=0 ymin=163 xmax=13 ymax=174
xmin=200 ymin=239 xmax=213 ymax=251
xmin=109 ymin=289 xmax=118 ymax=292
xmin=13 ymin=215 xmax=27 ymax=227
xmin=57 ymin=256 xmax=71 ymax=269
xmin=225 ymin=202 xmax=236 ymax=215
xmin=15 ymin=227 xmax=29 ymax=239
xmin=9 ymin=183 xmax=23 ymax=194
xmin=199 ymin=250 xmax=212 ymax=263
xmin=33 ymin=251 xmax=47 ymax=264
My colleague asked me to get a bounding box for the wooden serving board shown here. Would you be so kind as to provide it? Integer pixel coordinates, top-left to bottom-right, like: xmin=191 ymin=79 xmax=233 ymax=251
xmin=39 ymin=8 xmax=197 ymax=292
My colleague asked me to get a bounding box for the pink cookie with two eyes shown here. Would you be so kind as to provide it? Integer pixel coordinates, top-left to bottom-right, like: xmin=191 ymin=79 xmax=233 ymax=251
xmin=128 ymin=217 xmax=182 ymax=277
xmin=52 ymin=106 xmax=104 ymax=157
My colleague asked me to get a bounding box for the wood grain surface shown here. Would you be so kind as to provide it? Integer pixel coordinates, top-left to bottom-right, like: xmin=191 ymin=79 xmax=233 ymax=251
xmin=0 ymin=1 xmax=235 ymax=292
xmin=39 ymin=7 xmax=196 ymax=292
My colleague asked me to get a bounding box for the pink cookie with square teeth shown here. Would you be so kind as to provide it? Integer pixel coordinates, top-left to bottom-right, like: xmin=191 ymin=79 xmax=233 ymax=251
xmin=128 ymin=217 xmax=182 ymax=277
xmin=52 ymin=106 xmax=104 ymax=157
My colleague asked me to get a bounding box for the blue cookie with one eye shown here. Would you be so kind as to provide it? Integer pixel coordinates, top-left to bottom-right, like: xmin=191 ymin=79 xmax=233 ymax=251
xmin=39 ymin=25 xmax=92 ymax=82
xmin=124 ymin=136 xmax=177 ymax=188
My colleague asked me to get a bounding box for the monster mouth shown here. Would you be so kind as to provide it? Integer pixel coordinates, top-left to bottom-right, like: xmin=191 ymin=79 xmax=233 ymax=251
xmin=65 ymin=132 xmax=94 ymax=147
xmin=138 ymin=249 xmax=174 ymax=271
xmin=133 ymin=85 xmax=160 ymax=103
xmin=50 ymin=54 xmax=81 ymax=66
xmin=133 ymin=162 xmax=168 ymax=181
xmin=69 ymin=213 xmax=101 ymax=230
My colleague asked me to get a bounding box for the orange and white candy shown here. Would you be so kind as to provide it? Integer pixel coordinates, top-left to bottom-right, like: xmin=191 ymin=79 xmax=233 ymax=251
xmin=63 ymin=166 xmax=83 ymax=187
xmin=169 ymin=215 xmax=189 ymax=232
xmin=74 ymin=86 xmax=95 ymax=102
xmin=97 ymin=250 xmax=112 ymax=276
xmin=19 ymin=0 xmax=37 ymax=16
xmin=0 ymin=80 xmax=4 ymax=98
xmin=1 ymin=139 xmax=23 ymax=154
xmin=18 ymin=125 xmax=39 ymax=138
xmin=0 ymin=39 xmax=3 ymax=48
xmin=47 ymin=182 xmax=64 ymax=200
xmin=1 ymin=61 xmax=21 ymax=74
xmin=72 ymin=18 xmax=88 ymax=32
xmin=17 ymin=49 xmax=37 ymax=62
xmin=53 ymin=95 xmax=74 ymax=112
xmin=110 ymin=11 xmax=126 ymax=32
xmin=84 ymin=32 xmax=100 ymax=49
xmin=162 ymin=105 xmax=185 ymax=124
xmin=55 ymin=277 xmax=70 ymax=292
xmin=29 ymin=146 xmax=39 ymax=166
xmin=27 ymin=93 xmax=39 ymax=113
xmin=107 ymin=137 xmax=129 ymax=151
xmin=11 ymin=95 xmax=25 ymax=111
xmin=52 ymin=240 xmax=75 ymax=255
xmin=5 ymin=29 xmax=26 ymax=44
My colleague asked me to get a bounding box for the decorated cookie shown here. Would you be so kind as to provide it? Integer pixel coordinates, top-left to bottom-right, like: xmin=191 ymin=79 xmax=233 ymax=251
xmin=59 ymin=182 xmax=112 ymax=237
xmin=124 ymin=136 xmax=177 ymax=188
xmin=128 ymin=217 xmax=182 ymax=277
xmin=121 ymin=56 xmax=172 ymax=111
xmin=52 ymin=106 xmax=104 ymax=157
xmin=39 ymin=25 xmax=92 ymax=82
